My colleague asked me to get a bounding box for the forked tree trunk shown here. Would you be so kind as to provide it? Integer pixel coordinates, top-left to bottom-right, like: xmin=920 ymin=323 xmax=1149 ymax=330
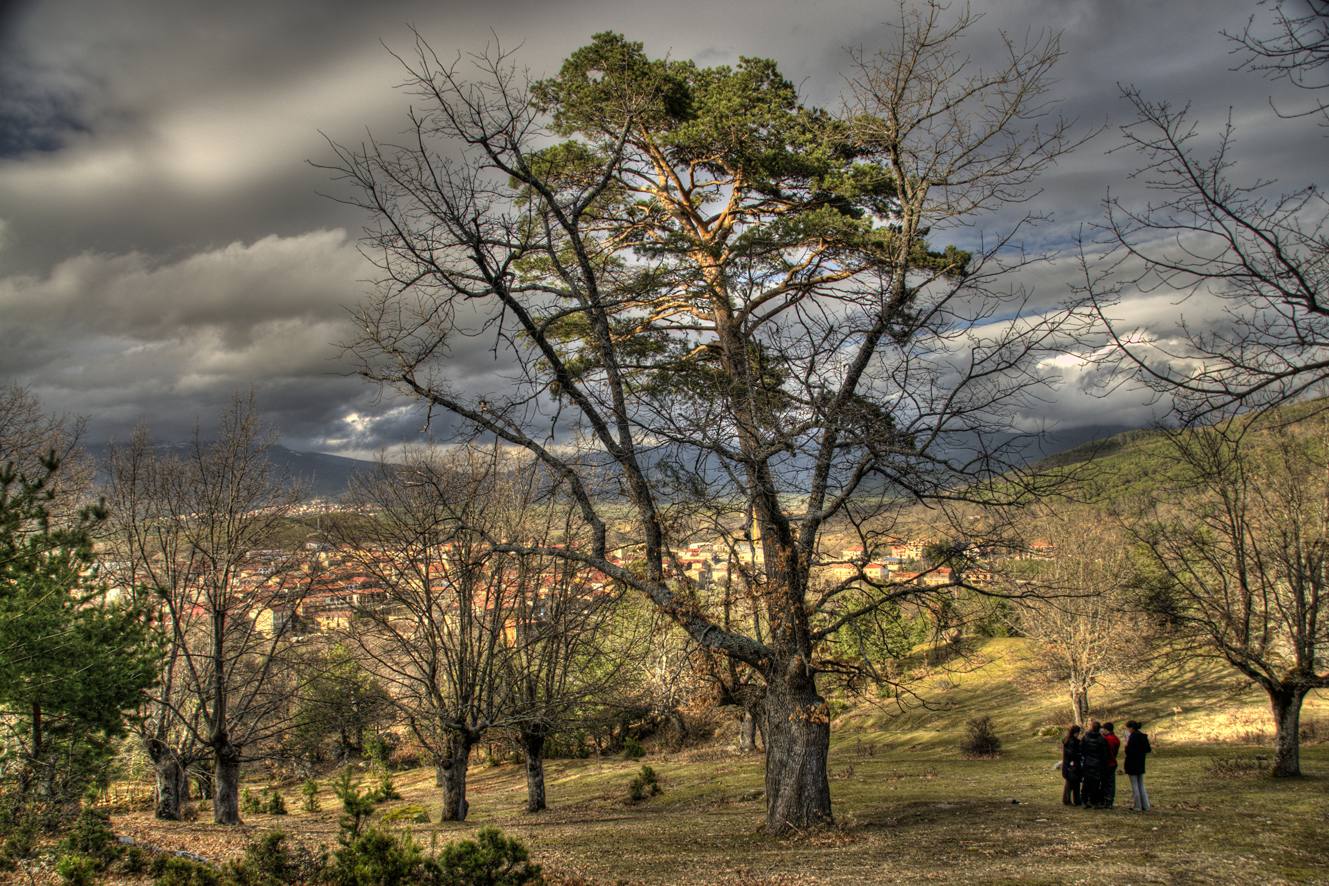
xmin=521 ymin=728 xmax=548 ymax=813
xmin=1269 ymin=685 xmax=1308 ymax=777
xmin=762 ymin=664 xmax=832 ymax=834
xmin=439 ymin=732 xmax=474 ymax=821
xmin=213 ymin=740 xmax=242 ymax=824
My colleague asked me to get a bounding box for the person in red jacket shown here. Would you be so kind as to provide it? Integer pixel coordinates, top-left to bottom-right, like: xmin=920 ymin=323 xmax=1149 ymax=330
xmin=1101 ymin=722 xmax=1121 ymax=808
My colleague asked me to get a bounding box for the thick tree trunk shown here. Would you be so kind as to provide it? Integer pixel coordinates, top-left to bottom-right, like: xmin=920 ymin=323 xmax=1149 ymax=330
xmin=739 ymin=709 xmax=758 ymax=753
xmin=439 ymin=733 xmax=473 ymax=821
xmin=147 ymin=740 xmax=188 ymax=821
xmin=762 ymin=665 xmax=832 ymax=834
xmin=522 ymin=728 xmax=548 ymax=813
xmin=1269 ymin=685 xmax=1308 ymax=777
xmin=212 ymin=741 xmax=242 ymax=825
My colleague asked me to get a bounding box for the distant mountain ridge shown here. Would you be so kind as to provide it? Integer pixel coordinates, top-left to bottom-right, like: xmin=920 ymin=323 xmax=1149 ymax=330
xmin=85 ymin=420 xmax=1150 ymax=502
xmin=90 ymin=443 xmax=382 ymax=501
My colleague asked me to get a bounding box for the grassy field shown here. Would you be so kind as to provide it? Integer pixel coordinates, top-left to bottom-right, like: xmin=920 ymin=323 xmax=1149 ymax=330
xmin=111 ymin=639 xmax=1329 ymax=885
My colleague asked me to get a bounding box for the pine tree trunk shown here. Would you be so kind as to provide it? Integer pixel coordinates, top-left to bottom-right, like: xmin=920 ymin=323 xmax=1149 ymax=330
xmin=522 ymin=728 xmax=547 ymax=813
xmin=439 ymin=733 xmax=473 ymax=821
xmin=212 ymin=741 xmax=242 ymax=825
xmin=1270 ymin=685 xmax=1307 ymax=777
xmin=762 ymin=664 xmax=832 ymax=834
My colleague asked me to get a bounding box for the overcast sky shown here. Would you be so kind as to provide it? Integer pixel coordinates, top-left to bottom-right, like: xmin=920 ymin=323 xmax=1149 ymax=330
xmin=1 ymin=0 xmax=1323 ymax=456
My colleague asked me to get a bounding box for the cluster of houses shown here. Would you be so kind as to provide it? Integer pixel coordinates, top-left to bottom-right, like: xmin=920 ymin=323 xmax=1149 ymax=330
xmin=113 ymin=528 xmax=1053 ymax=639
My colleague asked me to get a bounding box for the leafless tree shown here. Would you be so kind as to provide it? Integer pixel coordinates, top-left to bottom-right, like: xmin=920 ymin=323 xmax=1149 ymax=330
xmin=105 ymin=398 xmax=314 ymax=823
xmin=1014 ymin=513 xmax=1144 ymax=726
xmin=500 ymin=493 xmax=626 ymax=812
xmin=326 ymin=2 xmax=1080 ymax=832
xmin=1228 ymin=0 xmax=1329 ymax=125
xmin=1130 ymin=418 xmax=1329 ymax=776
xmin=336 ymin=448 xmax=536 ymax=821
xmin=1082 ymin=3 xmax=1328 ymax=424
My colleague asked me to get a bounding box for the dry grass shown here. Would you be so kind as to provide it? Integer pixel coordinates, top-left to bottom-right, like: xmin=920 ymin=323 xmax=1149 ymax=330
xmin=107 ymin=639 xmax=1329 ymax=884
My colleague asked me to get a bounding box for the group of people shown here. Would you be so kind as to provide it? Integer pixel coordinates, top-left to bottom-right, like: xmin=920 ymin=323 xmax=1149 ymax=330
xmin=1060 ymin=720 xmax=1152 ymax=812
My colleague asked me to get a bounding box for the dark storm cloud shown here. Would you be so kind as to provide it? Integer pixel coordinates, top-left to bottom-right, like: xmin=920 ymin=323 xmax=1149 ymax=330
xmin=0 ymin=0 xmax=1322 ymax=453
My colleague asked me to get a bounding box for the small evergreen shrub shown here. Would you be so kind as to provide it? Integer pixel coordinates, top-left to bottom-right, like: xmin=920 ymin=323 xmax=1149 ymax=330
xmin=961 ymin=716 xmax=1002 ymax=758
xmin=153 ymin=855 xmax=224 ymax=886
xmin=323 ymin=828 xmax=438 ymax=886
xmin=225 ymin=830 xmax=322 ymax=886
xmin=56 ymin=853 xmax=98 ymax=886
xmin=122 ymin=845 xmax=149 ymax=875
xmin=332 ymin=769 xmax=376 ymax=838
xmin=621 ymin=737 xmax=645 ymax=760
xmin=58 ymin=807 xmax=121 ymax=869
xmin=437 ymin=827 xmax=542 ymax=885
xmin=241 ymin=788 xmax=263 ymax=814
xmin=364 ymin=734 xmax=394 ymax=768
xmin=263 ymin=790 xmax=287 ymax=816
xmin=627 ymin=765 xmax=662 ymax=803
xmin=301 ymin=779 xmax=320 ymax=812
xmin=370 ymin=770 xmax=400 ymax=803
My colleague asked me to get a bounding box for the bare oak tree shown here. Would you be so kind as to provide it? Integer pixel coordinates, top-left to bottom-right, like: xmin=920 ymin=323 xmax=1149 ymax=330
xmin=1083 ymin=2 xmax=1328 ymax=423
xmin=1014 ymin=514 xmax=1143 ymax=726
xmin=106 ymin=399 xmax=314 ymax=823
xmin=327 ymin=3 xmax=1079 ymax=832
xmin=1131 ymin=419 xmax=1329 ymax=776
xmin=337 ymin=449 xmax=531 ymax=821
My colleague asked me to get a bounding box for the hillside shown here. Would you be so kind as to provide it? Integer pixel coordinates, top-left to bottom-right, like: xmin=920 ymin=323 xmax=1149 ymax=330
xmin=90 ymin=443 xmax=382 ymax=501
xmin=111 ymin=638 xmax=1329 ymax=885
xmin=1029 ymin=397 xmax=1329 ymax=507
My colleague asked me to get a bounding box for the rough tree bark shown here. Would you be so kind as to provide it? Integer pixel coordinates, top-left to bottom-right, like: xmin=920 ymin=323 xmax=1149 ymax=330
xmin=146 ymin=739 xmax=188 ymax=820
xmin=212 ymin=738 xmax=242 ymax=825
xmin=762 ymin=665 xmax=832 ymax=832
xmin=1269 ymin=685 xmax=1308 ymax=777
xmin=521 ymin=728 xmax=548 ymax=813
xmin=439 ymin=732 xmax=474 ymax=821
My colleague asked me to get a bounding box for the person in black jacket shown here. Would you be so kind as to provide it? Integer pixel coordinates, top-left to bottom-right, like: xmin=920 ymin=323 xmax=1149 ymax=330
xmin=1123 ymin=720 xmax=1152 ymax=812
xmin=1079 ymin=721 xmax=1109 ymax=808
xmin=1061 ymin=725 xmax=1083 ymax=805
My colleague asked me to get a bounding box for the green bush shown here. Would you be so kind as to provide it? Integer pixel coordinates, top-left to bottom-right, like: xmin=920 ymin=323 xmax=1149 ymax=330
xmin=153 ymin=855 xmax=224 ymax=886
xmin=225 ymin=830 xmax=322 ymax=886
xmin=369 ymin=770 xmax=400 ymax=803
xmin=437 ymin=827 xmax=542 ymax=885
xmin=263 ymin=790 xmax=287 ymax=816
xmin=58 ymin=807 xmax=121 ymax=868
xmin=621 ymin=737 xmax=645 ymax=760
xmin=301 ymin=779 xmax=320 ymax=812
xmin=364 ymin=734 xmax=393 ymax=768
xmin=122 ymin=844 xmax=149 ymax=875
xmin=241 ymin=788 xmax=263 ymax=814
xmin=323 ymin=828 xmax=438 ymax=886
xmin=56 ymin=853 xmax=98 ymax=886
xmin=332 ymin=769 xmax=376 ymax=838
xmin=627 ymin=765 xmax=662 ymax=803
